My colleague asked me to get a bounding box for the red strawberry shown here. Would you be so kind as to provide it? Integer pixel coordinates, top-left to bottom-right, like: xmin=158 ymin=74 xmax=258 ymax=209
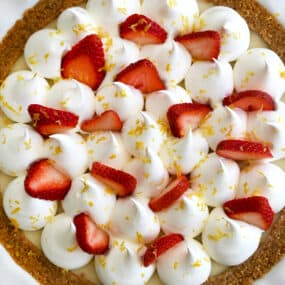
xmin=81 ymin=110 xmax=123 ymax=132
xmin=73 ymin=213 xmax=109 ymax=254
xmin=223 ymin=90 xmax=275 ymax=111
xmin=61 ymin=34 xmax=106 ymax=90
xmin=115 ymin=59 xmax=165 ymax=93
xmin=175 ymin=30 xmax=221 ymax=60
xmin=223 ymin=196 xmax=274 ymax=230
xmin=91 ymin=162 xmax=137 ymax=197
xmin=167 ymin=103 xmax=211 ymax=138
xmin=149 ymin=176 xmax=189 ymax=212
xmin=28 ymin=104 xmax=79 ymax=136
xmin=119 ymin=14 xmax=167 ymax=45
xmin=24 ymin=159 xmax=71 ymax=200
xmin=143 ymin=233 xmax=184 ymax=266
xmin=216 ymin=139 xmax=273 ymax=160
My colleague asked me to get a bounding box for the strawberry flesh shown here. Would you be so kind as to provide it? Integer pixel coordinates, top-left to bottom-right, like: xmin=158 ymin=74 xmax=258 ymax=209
xmin=24 ymin=158 xmax=71 ymax=200
xmin=81 ymin=110 xmax=123 ymax=132
xmin=167 ymin=103 xmax=212 ymax=138
xmin=28 ymin=104 xmax=79 ymax=136
xmin=91 ymin=162 xmax=137 ymax=197
xmin=175 ymin=30 xmax=221 ymax=60
xmin=216 ymin=139 xmax=273 ymax=160
xmin=223 ymin=90 xmax=275 ymax=111
xmin=115 ymin=59 xmax=165 ymax=93
xmin=223 ymin=196 xmax=274 ymax=230
xmin=61 ymin=34 xmax=106 ymax=90
xmin=143 ymin=233 xmax=184 ymax=266
xmin=74 ymin=213 xmax=109 ymax=254
xmin=119 ymin=14 xmax=167 ymax=45
xmin=149 ymin=176 xmax=189 ymax=212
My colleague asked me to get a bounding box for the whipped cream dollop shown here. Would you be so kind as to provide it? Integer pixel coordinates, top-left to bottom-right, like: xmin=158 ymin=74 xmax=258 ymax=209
xmin=44 ymin=133 xmax=88 ymax=178
xmin=141 ymin=0 xmax=199 ymax=36
xmin=140 ymin=39 xmax=191 ymax=84
xmin=201 ymin=105 xmax=247 ymax=150
xmin=0 ymin=123 xmax=44 ymax=176
xmin=41 ymin=213 xmax=93 ymax=270
xmin=47 ymin=79 xmax=96 ymax=124
xmin=110 ymin=197 xmax=160 ymax=244
xmin=95 ymin=238 xmax=155 ymax=285
xmin=237 ymin=162 xmax=285 ymax=213
xmin=86 ymin=131 xmax=130 ymax=170
xmin=124 ymin=147 xmax=169 ymax=198
xmin=185 ymin=59 xmax=233 ymax=107
xmin=233 ymin=48 xmax=285 ymax=100
xmin=159 ymin=129 xmax=208 ymax=175
xmin=95 ymin=82 xmax=144 ymax=121
xmin=191 ymin=153 xmax=240 ymax=207
xmin=3 ymin=175 xmax=57 ymax=231
xmin=202 ymin=208 xmax=262 ymax=266
xmin=24 ymin=29 xmax=70 ymax=79
xmin=157 ymin=238 xmax=211 ymax=285
xmin=198 ymin=6 xmax=250 ymax=62
xmin=0 ymin=70 xmax=49 ymax=123
xmin=158 ymin=190 xmax=209 ymax=238
xmin=122 ymin=111 xmax=163 ymax=157
xmin=62 ymin=173 xmax=116 ymax=225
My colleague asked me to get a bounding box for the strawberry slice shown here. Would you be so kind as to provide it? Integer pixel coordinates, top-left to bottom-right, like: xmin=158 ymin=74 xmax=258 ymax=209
xmin=24 ymin=158 xmax=71 ymax=200
xmin=61 ymin=34 xmax=106 ymax=90
xmin=91 ymin=162 xmax=137 ymax=197
xmin=81 ymin=110 xmax=123 ymax=132
xmin=115 ymin=59 xmax=165 ymax=93
xmin=216 ymin=139 xmax=273 ymax=160
xmin=175 ymin=30 xmax=221 ymax=60
xmin=73 ymin=213 xmax=109 ymax=254
xmin=149 ymin=176 xmax=189 ymax=212
xmin=28 ymin=104 xmax=79 ymax=136
xmin=143 ymin=233 xmax=184 ymax=266
xmin=223 ymin=90 xmax=275 ymax=111
xmin=223 ymin=196 xmax=274 ymax=230
xmin=119 ymin=14 xmax=167 ymax=45
xmin=167 ymin=103 xmax=211 ymax=138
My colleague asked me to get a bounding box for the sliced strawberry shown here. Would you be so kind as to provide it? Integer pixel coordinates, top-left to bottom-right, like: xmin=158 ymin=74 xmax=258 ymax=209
xmin=115 ymin=59 xmax=165 ymax=93
xmin=81 ymin=110 xmax=123 ymax=132
xmin=91 ymin=162 xmax=137 ymax=197
xmin=143 ymin=233 xmax=184 ymax=266
xmin=216 ymin=139 xmax=273 ymax=160
xmin=167 ymin=103 xmax=211 ymax=138
xmin=223 ymin=196 xmax=274 ymax=230
xmin=175 ymin=30 xmax=221 ymax=60
xmin=73 ymin=213 xmax=109 ymax=254
xmin=223 ymin=90 xmax=275 ymax=111
xmin=28 ymin=104 xmax=79 ymax=136
xmin=61 ymin=34 xmax=106 ymax=90
xmin=24 ymin=158 xmax=71 ymax=200
xmin=119 ymin=14 xmax=167 ymax=45
xmin=149 ymin=176 xmax=189 ymax=212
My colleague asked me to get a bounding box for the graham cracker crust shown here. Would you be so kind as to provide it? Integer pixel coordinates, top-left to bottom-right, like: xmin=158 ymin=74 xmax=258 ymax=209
xmin=0 ymin=0 xmax=284 ymax=284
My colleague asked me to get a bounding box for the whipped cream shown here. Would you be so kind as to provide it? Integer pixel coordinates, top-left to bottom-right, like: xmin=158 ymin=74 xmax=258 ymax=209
xmin=185 ymin=59 xmax=233 ymax=107
xmin=198 ymin=6 xmax=250 ymax=62
xmin=191 ymin=153 xmax=240 ymax=207
xmin=3 ymin=175 xmax=57 ymax=231
xmin=233 ymin=48 xmax=285 ymax=100
xmin=202 ymin=208 xmax=262 ymax=266
xmin=95 ymin=238 xmax=155 ymax=285
xmin=0 ymin=123 xmax=44 ymax=176
xmin=24 ymin=29 xmax=70 ymax=79
xmin=0 ymin=70 xmax=49 ymax=123
xmin=41 ymin=213 xmax=93 ymax=270
xmin=95 ymin=82 xmax=144 ymax=121
xmin=157 ymin=238 xmax=211 ymax=285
